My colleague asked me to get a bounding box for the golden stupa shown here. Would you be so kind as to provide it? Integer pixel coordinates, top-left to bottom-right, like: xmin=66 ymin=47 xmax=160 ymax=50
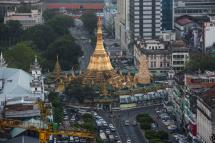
xmin=81 ymin=17 xmax=124 ymax=89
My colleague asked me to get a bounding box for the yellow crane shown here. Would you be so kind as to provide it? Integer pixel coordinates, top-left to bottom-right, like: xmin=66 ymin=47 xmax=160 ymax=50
xmin=0 ymin=118 xmax=96 ymax=143
xmin=0 ymin=100 xmax=96 ymax=143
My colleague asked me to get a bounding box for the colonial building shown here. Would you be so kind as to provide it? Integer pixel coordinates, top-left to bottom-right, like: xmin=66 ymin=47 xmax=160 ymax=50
xmin=197 ymin=88 xmax=215 ymax=143
xmin=134 ymin=40 xmax=171 ymax=76
xmin=4 ymin=10 xmax=43 ymax=30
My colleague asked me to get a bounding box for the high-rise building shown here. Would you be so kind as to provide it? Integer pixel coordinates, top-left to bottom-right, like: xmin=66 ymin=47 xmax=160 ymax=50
xmin=130 ymin=0 xmax=162 ymax=41
xmin=161 ymin=0 xmax=174 ymax=30
xmin=115 ymin=0 xmax=130 ymax=51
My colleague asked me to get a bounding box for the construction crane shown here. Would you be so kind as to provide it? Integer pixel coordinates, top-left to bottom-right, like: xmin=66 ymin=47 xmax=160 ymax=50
xmin=0 ymin=100 xmax=96 ymax=143
xmin=0 ymin=118 xmax=96 ymax=143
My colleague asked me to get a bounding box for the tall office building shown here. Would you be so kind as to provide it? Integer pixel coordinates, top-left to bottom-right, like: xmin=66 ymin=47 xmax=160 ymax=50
xmin=115 ymin=0 xmax=130 ymax=51
xmin=162 ymin=0 xmax=174 ymax=30
xmin=130 ymin=0 xmax=162 ymax=41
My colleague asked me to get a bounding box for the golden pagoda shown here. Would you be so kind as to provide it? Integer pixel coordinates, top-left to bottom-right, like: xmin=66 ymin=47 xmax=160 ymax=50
xmin=54 ymin=56 xmax=61 ymax=82
xmin=53 ymin=56 xmax=65 ymax=92
xmin=81 ymin=17 xmax=125 ymax=89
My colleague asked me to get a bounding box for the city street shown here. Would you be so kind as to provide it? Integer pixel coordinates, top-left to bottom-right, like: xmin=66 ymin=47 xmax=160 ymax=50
xmin=100 ymin=106 xmax=160 ymax=143
xmin=69 ymin=20 xmax=94 ymax=70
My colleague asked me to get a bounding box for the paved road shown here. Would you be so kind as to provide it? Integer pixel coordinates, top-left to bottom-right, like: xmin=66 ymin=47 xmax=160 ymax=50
xmin=100 ymin=106 xmax=161 ymax=143
xmin=69 ymin=20 xmax=94 ymax=70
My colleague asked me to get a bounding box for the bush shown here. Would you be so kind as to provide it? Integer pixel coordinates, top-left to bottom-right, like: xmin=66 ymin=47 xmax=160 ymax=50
xmin=157 ymin=131 xmax=169 ymax=140
xmin=145 ymin=130 xmax=159 ymax=140
xmin=140 ymin=122 xmax=151 ymax=130
xmin=136 ymin=114 xmax=153 ymax=124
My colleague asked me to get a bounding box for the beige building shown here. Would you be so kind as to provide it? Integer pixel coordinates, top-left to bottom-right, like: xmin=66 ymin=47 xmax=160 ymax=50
xmin=171 ymin=40 xmax=189 ymax=73
xmin=115 ymin=0 xmax=130 ymax=51
xmin=197 ymin=89 xmax=215 ymax=143
xmin=134 ymin=40 xmax=171 ymax=76
xmin=4 ymin=10 xmax=43 ymax=30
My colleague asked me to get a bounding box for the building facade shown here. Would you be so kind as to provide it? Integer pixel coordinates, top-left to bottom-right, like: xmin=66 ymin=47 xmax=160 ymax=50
xmin=174 ymin=0 xmax=215 ymax=18
xmin=130 ymin=0 xmax=162 ymax=41
xmin=204 ymin=22 xmax=215 ymax=51
xmin=185 ymin=71 xmax=215 ymax=89
xmin=134 ymin=40 xmax=171 ymax=76
xmin=4 ymin=10 xmax=43 ymax=30
xmin=197 ymin=89 xmax=215 ymax=143
xmin=161 ymin=0 xmax=174 ymax=30
xmin=115 ymin=0 xmax=130 ymax=52
xmin=103 ymin=1 xmax=117 ymax=37
xmin=171 ymin=40 xmax=189 ymax=73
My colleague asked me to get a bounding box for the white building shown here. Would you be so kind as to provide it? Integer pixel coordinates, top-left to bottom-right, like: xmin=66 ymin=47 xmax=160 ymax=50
xmin=130 ymin=0 xmax=162 ymax=41
xmin=4 ymin=10 xmax=43 ymax=30
xmin=0 ymin=54 xmax=44 ymax=118
xmin=204 ymin=22 xmax=215 ymax=50
xmin=103 ymin=1 xmax=117 ymax=36
xmin=197 ymin=89 xmax=215 ymax=143
xmin=171 ymin=40 xmax=189 ymax=73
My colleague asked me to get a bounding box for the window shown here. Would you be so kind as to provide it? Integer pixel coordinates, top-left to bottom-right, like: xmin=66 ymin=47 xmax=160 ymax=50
xmin=160 ymin=62 xmax=163 ymax=67
xmin=151 ymin=62 xmax=153 ymax=68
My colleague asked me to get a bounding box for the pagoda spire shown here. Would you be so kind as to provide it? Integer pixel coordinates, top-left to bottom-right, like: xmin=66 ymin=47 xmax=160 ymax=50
xmin=0 ymin=52 xmax=7 ymax=68
xmin=86 ymin=17 xmax=113 ymax=71
xmin=54 ymin=55 xmax=62 ymax=82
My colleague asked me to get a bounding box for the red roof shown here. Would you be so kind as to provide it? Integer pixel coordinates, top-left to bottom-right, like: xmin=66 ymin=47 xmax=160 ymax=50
xmin=47 ymin=3 xmax=104 ymax=10
xmin=176 ymin=17 xmax=193 ymax=26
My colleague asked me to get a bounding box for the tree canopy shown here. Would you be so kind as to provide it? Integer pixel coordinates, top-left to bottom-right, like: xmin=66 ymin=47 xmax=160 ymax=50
xmin=47 ymin=15 xmax=74 ymax=36
xmin=0 ymin=20 xmax=23 ymax=47
xmin=5 ymin=41 xmax=39 ymax=71
xmin=81 ymin=13 xmax=97 ymax=34
xmin=23 ymin=24 xmax=57 ymax=51
xmin=45 ymin=35 xmax=83 ymax=70
xmin=185 ymin=53 xmax=215 ymax=71
xmin=65 ymin=82 xmax=97 ymax=103
xmin=42 ymin=9 xmax=56 ymax=22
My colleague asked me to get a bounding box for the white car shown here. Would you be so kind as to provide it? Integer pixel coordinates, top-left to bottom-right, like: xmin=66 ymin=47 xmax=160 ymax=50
xmin=127 ymin=139 xmax=131 ymax=143
xmin=109 ymin=124 xmax=114 ymax=128
xmin=105 ymin=129 xmax=111 ymax=135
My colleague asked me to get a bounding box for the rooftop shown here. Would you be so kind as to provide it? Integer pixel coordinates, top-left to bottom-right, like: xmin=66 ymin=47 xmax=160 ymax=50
xmin=200 ymin=88 xmax=215 ymax=108
xmin=47 ymin=3 xmax=104 ymax=10
xmin=176 ymin=17 xmax=193 ymax=26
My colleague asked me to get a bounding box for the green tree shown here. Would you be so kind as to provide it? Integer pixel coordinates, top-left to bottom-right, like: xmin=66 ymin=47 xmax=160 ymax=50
xmin=0 ymin=20 xmax=23 ymax=47
xmin=65 ymin=82 xmax=97 ymax=103
xmin=45 ymin=35 xmax=83 ymax=70
xmin=43 ymin=9 xmax=56 ymax=22
xmin=23 ymin=24 xmax=57 ymax=51
xmin=5 ymin=41 xmax=39 ymax=71
xmin=16 ymin=4 xmax=32 ymax=13
xmin=48 ymin=92 xmax=63 ymax=123
xmin=81 ymin=13 xmax=97 ymax=34
xmin=47 ymin=15 xmax=74 ymax=35
xmin=185 ymin=53 xmax=215 ymax=71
